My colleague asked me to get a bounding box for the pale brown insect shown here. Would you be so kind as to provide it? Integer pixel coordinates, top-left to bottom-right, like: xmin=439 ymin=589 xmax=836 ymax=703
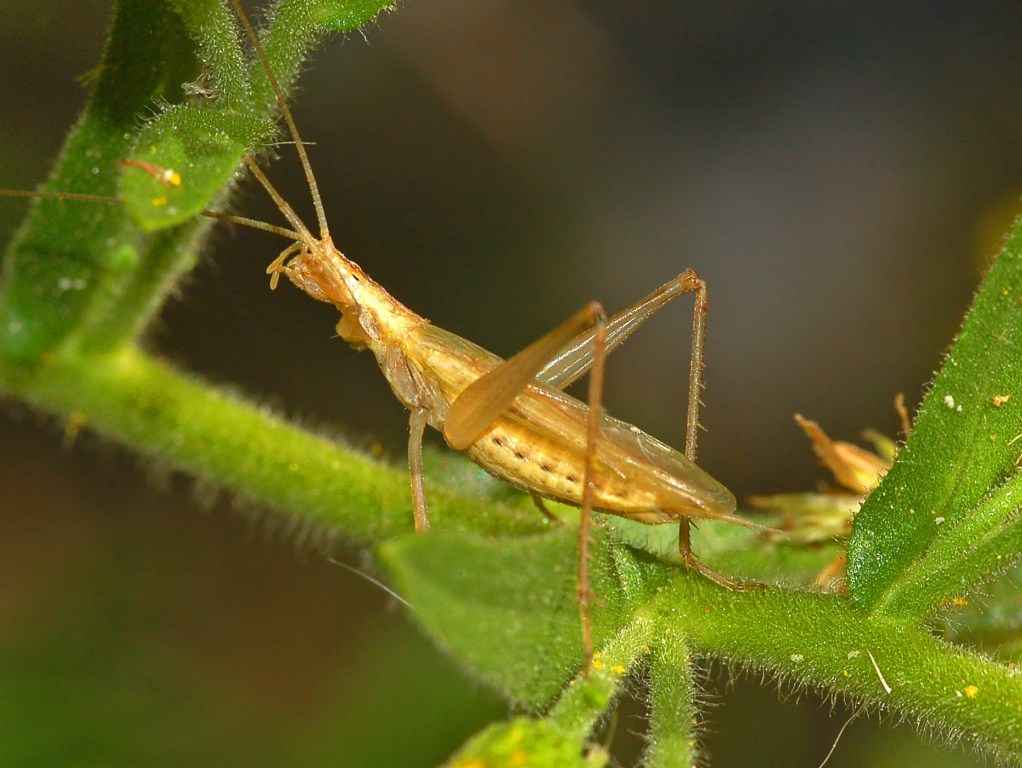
xmin=224 ymin=2 xmax=760 ymax=673
xmin=4 ymin=0 xmax=760 ymax=676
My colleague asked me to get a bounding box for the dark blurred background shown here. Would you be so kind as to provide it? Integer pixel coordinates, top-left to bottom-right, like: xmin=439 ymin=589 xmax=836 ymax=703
xmin=3 ymin=1 xmax=1021 ymax=765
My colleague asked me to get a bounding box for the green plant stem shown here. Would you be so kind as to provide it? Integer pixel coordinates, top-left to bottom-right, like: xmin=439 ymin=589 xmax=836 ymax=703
xmin=645 ymin=631 xmax=699 ymax=768
xmin=546 ymin=615 xmax=656 ymax=742
xmin=650 ymin=574 xmax=1022 ymax=763
xmin=0 ymin=343 xmax=538 ymax=544
xmin=79 ymin=222 xmax=211 ymax=352
xmin=5 ymin=341 xmax=1022 ymax=763
xmin=0 ymin=0 xmax=192 ymax=367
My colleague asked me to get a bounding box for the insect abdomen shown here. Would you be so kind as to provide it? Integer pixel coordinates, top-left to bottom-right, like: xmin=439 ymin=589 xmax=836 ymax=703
xmin=467 ymin=422 xmax=677 ymax=523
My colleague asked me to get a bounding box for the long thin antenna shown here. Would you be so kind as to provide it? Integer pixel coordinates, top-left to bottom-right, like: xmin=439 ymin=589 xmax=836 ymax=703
xmin=243 ymin=155 xmax=313 ymax=240
xmin=3 ymin=184 xmax=307 ymax=245
xmin=230 ymin=0 xmax=331 ymax=242
xmin=0 ymin=189 xmax=120 ymax=205
xmin=203 ymin=210 xmax=301 ymax=241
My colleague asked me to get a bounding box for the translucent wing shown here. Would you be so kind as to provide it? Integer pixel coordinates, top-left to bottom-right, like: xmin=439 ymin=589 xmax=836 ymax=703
xmin=404 ymin=324 xmax=742 ymax=526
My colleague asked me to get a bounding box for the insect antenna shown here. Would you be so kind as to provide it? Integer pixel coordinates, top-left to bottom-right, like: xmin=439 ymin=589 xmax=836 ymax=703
xmin=0 ymin=189 xmax=119 ymax=205
xmin=204 ymin=210 xmax=300 ymax=241
xmin=0 ymin=181 xmax=307 ymax=244
xmin=5 ymin=4 xmax=329 ymax=251
xmin=230 ymin=0 xmax=331 ymax=243
xmin=239 ymin=154 xmax=314 ymax=242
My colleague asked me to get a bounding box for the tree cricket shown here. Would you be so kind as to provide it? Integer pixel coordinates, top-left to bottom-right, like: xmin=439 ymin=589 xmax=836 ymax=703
xmin=229 ymin=0 xmax=761 ymax=672
xmin=3 ymin=0 xmax=760 ymax=676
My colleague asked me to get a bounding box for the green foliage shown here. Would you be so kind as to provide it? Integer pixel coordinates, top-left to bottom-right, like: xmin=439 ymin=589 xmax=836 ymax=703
xmin=381 ymin=525 xmax=655 ymax=707
xmin=849 ymin=224 xmax=1022 ymax=618
xmin=0 ymin=0 xmax=193 ymax=365
xmin=120 ymin=107 xmax=272 ymax=229
xmin=2 ymin=0 xmax=1022 ymax=766
xmin=444 ymin=718 xmax=608 ymax=768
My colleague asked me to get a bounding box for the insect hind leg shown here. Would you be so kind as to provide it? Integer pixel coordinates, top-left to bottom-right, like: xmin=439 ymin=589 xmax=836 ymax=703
xmin=678 ymin=518 xmax=763 ymax=592
xmin=578 ymin=302 xmax=608 ymax=677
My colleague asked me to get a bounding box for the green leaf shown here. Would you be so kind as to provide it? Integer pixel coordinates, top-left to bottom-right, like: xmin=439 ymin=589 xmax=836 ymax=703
xmin=118 ymin=0 xmax=399 ymax=232
xmin=444 ymin=718 xmax=607 ymax=768
xmin=115 ymin=0 xmax=268 ymax=230
xmin=119 ymin=105 xmax=272 ymax=230
xmin=311 ymin=0 xmax=399 ymax=31
xmin=847 ymin=222 xmax=1022 ymax=618
xmin=378 ymin=525 xmax=658 ymax=707
xmin=647 ymin=574 xmax=1022 ymax=762
xmin=173 ymin=0 xmax=252 ymax=104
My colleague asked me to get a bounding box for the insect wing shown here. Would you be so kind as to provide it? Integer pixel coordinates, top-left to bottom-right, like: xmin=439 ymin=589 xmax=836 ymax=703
xmin=512 ymin=385 xmax=740 ymax=523
xmin=403 ymin=324 xmax=504 ymax=413
xmin=405 ymin=324 xmax=742 ymax=525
